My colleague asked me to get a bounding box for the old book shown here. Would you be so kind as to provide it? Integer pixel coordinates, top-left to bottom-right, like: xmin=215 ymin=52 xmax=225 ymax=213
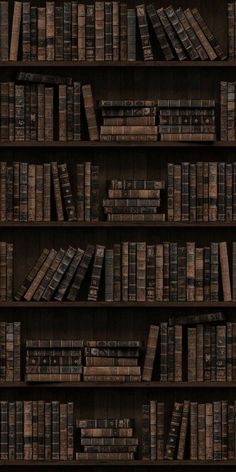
xmin=157 ymin=7 xmax=187 ymax=60
xmin=15 ymin=85 xmax=25 ymax=141
xmin=188 ymin=327 xmax=196 ymax=381
xmin=112 ymin=1 xmax=119 ymax=60
xmin=192 ymin=8 xmax=226 ymax=60
xmin=76 ymin=163 xmax=85 ymax=221
xmin=165 ymin=6 xmax=198 ymax=60
xmin=24 ymin=249 xmax=57 ymax=301
xmin=46 ymin=1 xmax=55 ymax=61
xmin=19 ymin=162 xmax=27 ymax=221
xmin=54 ymin=248 xmax=84 ymax=301
xmin=156 ymin=244 xmax=163 ymax=301
xmin=114 ymin=244 xmax=121 ymax=301
xmin=165 ymin=402 xmax=183 ymax=460
xmin=55 ymin=6 xmax=63 ymax=61
xmin=228 ymin=3 xmax=234 ymax=60
xmin=137 ymin=241 xmax=146 ymax=301
xmin=146 ymin=4 xmax=174 ymax=60
xmin=78 ymin=4 xmax=86 ymax=61
xmin=67 ymin=244 xmax=95 ymax=300
xmin=219 ymin=241 xmax=232 ymax=301
xmin=6 ymin=243 xmax=13 ymax=301
xmin=22 ymin=2 xmax=30 ymax=61
xmin=72 ymin=1 xmax=78 ymax=61
xmin=35 ymin=164 xmax=43 ymax=222
xmin=122 ymin=242 xmax=128 ymax=301
xmin=176 ymin=7 xmax=207 ymax=60
xmin=32 ymin=249 xmax=65 ymax=301
xmin=142 ymin=404 xmax=150 ymax=459
xmin=136 ymin=4 xmax=153 ymax=61
xmin=67 ymin=85 xmax=74 ymax=141
xmin=128 ymin=242 xmax=136 ymax=301
xmin=58 ymin=163 xmax=76 ymax=221
xmin=184 ymin=8 xmax=217 ymax=60
xmin=117 ymin=3 xmax=127 ymax=61
xmin=64 ymin=2 xmax=72 ymax=61
xmin=177 ymin=400 xmax=190 ymax=460
xmin=30 ymin=6 xmax=37 ymax=61
xmin=58 ymin=84 xmax=67 ymax=141
xmin=220 ymin=82 xmax=228 ymax=141
xmin=198 ymin=403 xmax=206 ymax=459
xmin=105 ymin=248 xmax=114 ymax=302
xmin=0 ymin=1 xmax=9 ymax=61
xmin=105 ymin=2 xmax=112 ymax=60
xmin=84 ymin=161 xmax=91 ymax=222
xmin=91 ymin=165 xmax=99 ymax=222
xmin=14 ymin=248 xmax=49 ymax=300
xmin=127 ymin=9 xmax=136 ymax=62
xmin=51 ymin=162 xmax=64 ymax=222
xmin=205 ymin=403 xmax=213 ymax=460
xmin=146 ymin=245 xmax=155 ymax=301
xmin=82 ymin=84 xmax=99 ymax=140
xmin=95 ymin=2 xmax=104 ymax=61
xmin=42 ymin=246 xmax=76 ymax=301
xmin=142 ymin=325 xmax=159 ymax=381
xmin=37 ymin=7 xmax=46 ymax=61
xmin=10 ymin=1 xmax=22 ymax=61
xmin=88 ymin=245 xmax=105 ymax=301
xmin=86 ymin=4 xmax=95 ymax=61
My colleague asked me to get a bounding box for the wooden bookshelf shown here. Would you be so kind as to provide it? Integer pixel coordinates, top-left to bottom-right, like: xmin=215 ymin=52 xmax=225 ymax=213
xmin=0 ymin=0 xmax=234 ymax=468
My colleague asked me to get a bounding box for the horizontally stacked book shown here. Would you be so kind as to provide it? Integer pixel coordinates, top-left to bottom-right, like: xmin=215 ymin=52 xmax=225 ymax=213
xmin=220 ymin=81 xmax=236 ymax=141
xmin=142 ymin=399 xmax=236 ymax=460
xmin=99 ymin=100 xmax=158 ymax=142
xmin=158 ymin=99 xmax=216 ymax=141
xmin=13 ymin=240 xmax=236 ymax=302
xmin=1 ymin=1 xmax=226 ymax=62
xmin=83 ymin=341 xmax=141 ymax=382
xmin=167 ymin=161 xmax=236 ymax=222
xmin=0 ymin=161 xmax=99 ymax=222
xmin=76 ymin=418 xmax=138 ymax=460
xmin=142 ymin=316 xmax=236 ymax=383
xmin=25 ymin=340 xmax=83 ymax=382
xmin=103 ymin=179 xmax=165 ymax=222
xmin=0 ymin=401 xmax=74 ymax=460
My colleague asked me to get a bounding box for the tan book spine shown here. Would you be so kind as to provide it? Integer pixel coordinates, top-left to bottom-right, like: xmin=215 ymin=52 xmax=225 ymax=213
xmin=78 ymin=4 xmax=86 ymax=61
xmin=190 ymin=402 xmax=198 ymax=460
xmin=36 ymin=165 xmax=43 ymax=222
xmin=46 ymin=1 xmax=55 ymax=61
xmin=186 ymin=242 xmax=195 ymax=301
xmin=177 ymin=400 xmax=190 ymax=460
xmin=187 ymin=327 xmax=196 ymax=381
xmin=142 ymin=324 xmax=159 ymax=381
xmin=198 ymin=403 xmax=206 ymax=460
xmin=82 ymin=84 xmax=99 ymax=141
xmin=95 ymin=2 xmax=104 ymax=61
xmin=28 ymin=164 xmax=36 ymax=222
xmin=155 ymin=244 xmax=163 ymax=301
xmin=43 ymin=163 xmax=51 ymax=222
xmin=205 ymin=403 xmax=213 ymax=460
xmin=84 ymin=366 xmax=141 ymax=375
xmin=174 ymin=325 xmax=182 ymax=382
xmin=219 ymin=241 xmax=232 ymax=301
xmin=24 ymin=248 xmax=57 ymax=301
xmin=51 ymin=162 xmax=64 ymax=222
xmin=37 ymin=7 xmax=46 ymax=61
xmin=137 ymin=241 xmax=146 ymax=301
xmin=150 ymin=400 xmax=157 ymax=460
xmin=9 ymin=2 xmax=22 ymax=61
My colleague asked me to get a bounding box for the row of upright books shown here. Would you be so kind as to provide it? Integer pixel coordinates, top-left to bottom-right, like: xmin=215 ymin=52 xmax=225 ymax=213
xmin=0 ymin=401 xmax=74 ymax=460
xmin=142 ymin=319 xmax=236 ymax=383
xmin=5 ymin=240 xmax=236 ymax=302
xmin=0 ymin=1 xmax=226 ymax=62
xmin=4 ymin=313 xmax=236 ymax=384
xmin=2 ymin=74 xmax=236 ymax=142
xmin=2 ymin=399 xmax=236 ymax=461
xmin=3 ymin=161 xmax=236 ymax=223
xmin=0 ymin=161 xmax=99 ymax=222
xmin=142 ymin=399 xmax=236 ymax=460
xmin=167 ymin=161 xmax=236 ymax=222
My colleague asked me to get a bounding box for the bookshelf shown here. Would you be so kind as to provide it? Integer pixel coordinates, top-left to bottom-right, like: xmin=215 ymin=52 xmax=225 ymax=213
xmin=0 ymin=0 xmax=235 ymax=468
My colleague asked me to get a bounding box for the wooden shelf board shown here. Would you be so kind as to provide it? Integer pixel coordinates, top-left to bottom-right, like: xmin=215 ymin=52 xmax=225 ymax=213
xmin=0 ymin=141 xmax=234 ymax=148
xmin=1 ymin=60 xmax=235 ymax=68
xmin=0 ymin=460 xmax=235 ymax=466
xmin=0 ymin=222 xmax=236 ymax=228
xmin=1 ymin=301 xmax=235 ymax=308
xmin=0 ymin=381 xmax=235 ymax=389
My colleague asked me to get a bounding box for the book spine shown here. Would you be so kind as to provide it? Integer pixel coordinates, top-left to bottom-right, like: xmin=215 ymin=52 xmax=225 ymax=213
xmin=86 ymin=5 xmax=95 ymax=61
xmin=128 ymin=242 xmax=136 ymax=301
xmin=122 ymin=242 xmax=128 ymax=301
xmin=46 ymin=1 xmax=55 ymax=61
xmin=72 ymin=2 xmax=78 ymax=61
xmin=37 ymin=7 xmax=46 ymax=61
xmin=105 ymin=248 xmax=114 ymax=302
xmin=142 ymin=325 xmax=159 ymax=382
xmin=120 ymin=3 xmax=127 ymax=61
xmin=127 ymin=9 xmax=136 ymax=62
xmin=88 ymin=245 xmax=105 ymax=301
xmin=165 ymin=402 xmax=183 ymax=459
xmin=78 ymin=4 xmax=86 ymax=61
xmin=142 ymin=404 xmax=150 ymax=459
xmin=95 ymin=2 xmax=105 ymax=61
xmin=55 ymin=6 xmax=63 ymax=61
xmin=112 ymin=1 xmax=119 ymax=61
xmin=58 ymin=163 xmax=76 ymax=221
xmin=105 ymin=2 xmax=112 ymax=60
xmin=136 ymin=4 xmax=153 ymax=60
xmin=64 ymin=2 xmax=72 ymax=61
xmin=10 ymin=2 xmax=21 ymax=61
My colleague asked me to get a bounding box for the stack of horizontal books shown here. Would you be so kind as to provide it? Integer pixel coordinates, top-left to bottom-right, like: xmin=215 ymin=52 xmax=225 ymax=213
xmin=99 ymin=100 xmax=158 ymax=142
